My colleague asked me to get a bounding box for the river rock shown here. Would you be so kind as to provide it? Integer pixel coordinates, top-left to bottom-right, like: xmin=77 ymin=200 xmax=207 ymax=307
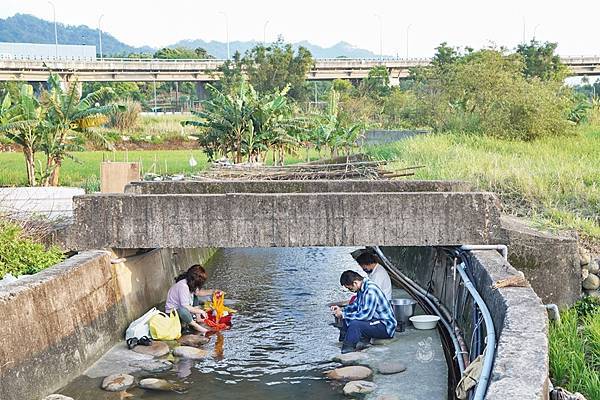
xmin=43 ymin=395 xmax=74 ymax=400
xmin=343 ymin=380 xmax=377 ymax=396
xmin=325 ymin=366 xmax=373 ymax=381
xmin=588 ymin=260 xmax=599 ymax=274
xmin=129 ymin=359 xmax=173 ymax=373
xmin=178 ymin=334 xmax=210 ymax=347
xmin=579 ymin=248 xmax=591 ymax=266
xmin=582 ymin=268 xmax=589 ymax=280
xmin=132 ymin=340 xmax=170 ymax=357
xmin=173 ymin=346 xmax=209 ymax=360
xmin=139 ymin=378 xmax=179 ymax=391
xmin=333 ymin=352 xmax=370 ymax=365
xmin=101 ymin=373 xmax=134 ymax=391
xmin=584 ymin=289 xmax=600 ymax=298
xmin=373 ymin=361 xmax=407 ymax=375
xmin=582 ymin=273 xmax=600 ymax=290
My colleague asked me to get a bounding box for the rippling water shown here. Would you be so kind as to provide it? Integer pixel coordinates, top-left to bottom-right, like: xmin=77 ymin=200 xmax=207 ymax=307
xmin=62 ymin=247 xmax=360 ymax=399
xmin=184 ymin=247 xmax=357 ymax=399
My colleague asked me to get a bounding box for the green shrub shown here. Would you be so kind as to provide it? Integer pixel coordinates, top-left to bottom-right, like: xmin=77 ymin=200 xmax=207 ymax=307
xmin=108 ymin=99 xmax=142 ymax=131
xmin=0 ymin=220 xmax=64 ymax=279
xmin=413 ymin=49 xmax=573 ymax=140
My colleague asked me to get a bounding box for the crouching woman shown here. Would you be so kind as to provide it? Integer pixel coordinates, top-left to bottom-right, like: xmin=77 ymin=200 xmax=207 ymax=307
xmin=165 ymin=264 xmax=213 ymax=335
xmin=331 ymin=270 xmax=397 ymax=353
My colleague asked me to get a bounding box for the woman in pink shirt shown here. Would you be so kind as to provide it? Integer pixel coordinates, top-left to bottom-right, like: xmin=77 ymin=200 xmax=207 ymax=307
xmin=165 ymin=264 xmax=214 ymax=335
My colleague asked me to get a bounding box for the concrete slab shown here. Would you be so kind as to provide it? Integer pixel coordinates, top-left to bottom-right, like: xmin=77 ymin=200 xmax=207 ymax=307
xmin=69 ymin=191 xmax=501 ymax=249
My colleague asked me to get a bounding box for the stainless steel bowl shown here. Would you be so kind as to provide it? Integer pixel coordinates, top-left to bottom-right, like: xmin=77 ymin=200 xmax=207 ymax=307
xmin=391 ymin=298 xmax=417 ymax=327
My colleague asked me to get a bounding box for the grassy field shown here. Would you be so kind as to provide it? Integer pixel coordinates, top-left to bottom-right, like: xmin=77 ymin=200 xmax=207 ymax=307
xmin=367 ymin=126 xmax=600 ymax=248
xmin=549 ymin=303 xmax=600 ymax=399
xmin=0 ymin=148 xmax=324 ymax=189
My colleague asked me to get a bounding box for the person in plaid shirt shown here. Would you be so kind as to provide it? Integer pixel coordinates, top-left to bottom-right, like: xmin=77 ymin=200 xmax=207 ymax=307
xmin=331 ymin=270 xmax=397 ymax=353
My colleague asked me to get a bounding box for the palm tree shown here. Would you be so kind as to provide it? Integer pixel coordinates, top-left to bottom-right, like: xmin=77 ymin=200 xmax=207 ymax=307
xmin=41 ymin=74 xmax=119 ymax=186
xmin=0 ymin=85 xmax=45 ymax=186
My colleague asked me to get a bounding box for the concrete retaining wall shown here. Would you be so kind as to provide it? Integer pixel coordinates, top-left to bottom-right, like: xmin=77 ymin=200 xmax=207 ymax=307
xmin=125 ymin=180 xmax=472 ymax=194
xmin=381 ymin=246 xmax=549 ymax=400
xmin=496 ymin=216 xmax=581 ymax=306
xmin=0 ymin=247 xmax=217 ymax=400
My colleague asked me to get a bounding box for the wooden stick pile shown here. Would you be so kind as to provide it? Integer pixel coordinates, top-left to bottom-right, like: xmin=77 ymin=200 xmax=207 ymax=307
xmin=191 ymin=160 xmax=424 ymax=181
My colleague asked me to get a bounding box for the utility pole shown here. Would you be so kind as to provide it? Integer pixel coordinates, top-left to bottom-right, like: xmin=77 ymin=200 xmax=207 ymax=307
xmin=263 ymin=20 xmax=269 ymax=45
xmin=98 ymin=14 xmax=104 ymax=60
xmin=48 ymin=1 xmax=58 ymax=58
xmin=219 ymin=12 xmax=230 ymax=59
xmin=374 ymin=14 xmax=383 ymax=61
xmin=406 ymin=24 xmax=412 ymax=59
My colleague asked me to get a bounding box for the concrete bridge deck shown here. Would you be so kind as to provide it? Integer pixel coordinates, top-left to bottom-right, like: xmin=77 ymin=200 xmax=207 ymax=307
xmin=69 ymin=180 xmax=501 ymax=249
xmin=0 ymin=56 xmax=597 ymax=82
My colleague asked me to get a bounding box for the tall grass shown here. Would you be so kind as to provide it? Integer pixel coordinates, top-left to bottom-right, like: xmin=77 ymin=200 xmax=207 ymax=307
xmin=549 ymin=307 xmax=600 ymax=400
xmin=367 ymin=126 xmax=600 ymax=246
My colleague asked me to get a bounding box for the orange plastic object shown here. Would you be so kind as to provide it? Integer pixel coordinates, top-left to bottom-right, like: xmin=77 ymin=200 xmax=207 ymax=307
xmin=204 ymin=291 xmax=236 ymax=331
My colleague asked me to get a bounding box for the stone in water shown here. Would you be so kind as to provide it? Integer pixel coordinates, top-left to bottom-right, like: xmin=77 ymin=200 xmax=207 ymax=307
xmin=343 ymin=380 xmax=377 ymax=396
xmin=325 ymin=365 xmax=373 ymax=381
xmin=173 ymin=346 xmax=209 ymax=360
xmin=101 ymin=373 xmax=134 ymax=392
xmin=132 ymin=340 xmax=170 ymax=357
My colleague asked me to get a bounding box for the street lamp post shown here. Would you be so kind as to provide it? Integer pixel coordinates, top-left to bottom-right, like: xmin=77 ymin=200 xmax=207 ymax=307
xmin=219 ymin=12 xmax=230 ymax=60
xmin=406 ymin=24 xmax=412 ymax=59
xmin=98 ymin=14 xmax=104 ymax=60
xmin=533 ymin=24 xmax=540 ymax=41
xmin=263 ymin=20 xmax=269 ymax=45
xmin=48 ymin=1 xmax=58 ymax=58
xmin=374 ymin=14 xmax=383 ymax=61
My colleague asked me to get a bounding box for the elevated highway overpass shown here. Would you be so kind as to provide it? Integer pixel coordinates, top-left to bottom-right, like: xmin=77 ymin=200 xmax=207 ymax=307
xmin=0 ymin=56 xmax=598 ymax=84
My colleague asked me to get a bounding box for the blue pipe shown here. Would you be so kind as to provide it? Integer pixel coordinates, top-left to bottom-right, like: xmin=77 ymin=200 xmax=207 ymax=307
xmin=456 ymin=260 xmax=496 ymax=400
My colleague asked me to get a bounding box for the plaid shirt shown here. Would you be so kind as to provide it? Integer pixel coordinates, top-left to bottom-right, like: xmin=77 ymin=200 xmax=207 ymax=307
xmin=343 ymin=278 xmax=397 ymax=337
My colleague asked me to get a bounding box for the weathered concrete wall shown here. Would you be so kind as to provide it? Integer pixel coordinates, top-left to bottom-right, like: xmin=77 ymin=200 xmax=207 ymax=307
xmin=381 ymin=246 xmax=549 ymax=400
xmin=69 ymin=192 xmax=501 ymax=249
xmin=126 ymin=179 xmax=473 ymax=194
xmin=497 ymin=216 xmax=581 ymax=306
xmin=0 ymin=186 xmax=84 ymax=220
xmin=0 ymin=247 xmax=217 ymax=400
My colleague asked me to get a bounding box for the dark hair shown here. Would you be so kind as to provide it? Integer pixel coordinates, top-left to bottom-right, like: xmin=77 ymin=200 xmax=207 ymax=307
xmin=355 ymin=252 xmax=379 ymax=267
xmin=340 ymin=270 xmax=364 ymax=286
xmin=175 ymin=264 xmax=208 ymax=292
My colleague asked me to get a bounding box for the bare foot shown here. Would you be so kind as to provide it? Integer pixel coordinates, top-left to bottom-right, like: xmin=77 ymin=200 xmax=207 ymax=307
xmin=189 ymin=321 xmax=208 ymax=335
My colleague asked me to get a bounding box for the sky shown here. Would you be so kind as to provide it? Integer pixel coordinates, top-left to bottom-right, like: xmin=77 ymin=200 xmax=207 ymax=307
xmin=1 ymin=0 xmax=598 ymax=58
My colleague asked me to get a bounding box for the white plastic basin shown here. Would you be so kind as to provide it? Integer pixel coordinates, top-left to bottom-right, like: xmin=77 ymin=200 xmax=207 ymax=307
xmin=409 ymin=315 xmax=440 ymax=330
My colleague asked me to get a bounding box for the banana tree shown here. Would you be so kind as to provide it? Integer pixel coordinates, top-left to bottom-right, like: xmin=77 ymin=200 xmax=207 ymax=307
xmin=41 ymin=74 xmax=119 ymax=186
xmin=0 ymin=85 xmax=45 ymax=186
xmin=182 ymin=82 xmax=253 ymax=163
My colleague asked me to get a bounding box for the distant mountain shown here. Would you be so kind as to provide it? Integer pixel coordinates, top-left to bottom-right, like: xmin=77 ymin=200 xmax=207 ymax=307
xmin=0 ymin=13 xmax=382 ymax=59
xmin=172 ymin=39 xmax=381 ymax=59
xmin=0 ymin=13 xmax=154 ymax=56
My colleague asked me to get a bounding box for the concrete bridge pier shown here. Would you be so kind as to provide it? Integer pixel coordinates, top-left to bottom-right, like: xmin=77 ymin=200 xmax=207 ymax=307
xmin=196 ymin=81 xmax=208 ymax=100
xmin=60 ymin=74 xmax=83 ymax=97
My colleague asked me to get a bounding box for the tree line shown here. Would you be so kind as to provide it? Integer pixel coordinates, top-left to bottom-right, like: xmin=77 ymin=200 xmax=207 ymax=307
xmin=0 ymin=38 xmax=596 ymax=185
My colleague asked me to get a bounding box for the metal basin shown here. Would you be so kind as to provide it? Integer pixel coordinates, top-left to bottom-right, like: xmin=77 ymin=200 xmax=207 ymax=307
xmin=391 ymin=298 xmax=417 ymax=325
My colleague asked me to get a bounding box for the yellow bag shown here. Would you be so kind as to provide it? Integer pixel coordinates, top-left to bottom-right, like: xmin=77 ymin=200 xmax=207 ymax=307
xmin=149 ymin=311 xmax=181 ymax=340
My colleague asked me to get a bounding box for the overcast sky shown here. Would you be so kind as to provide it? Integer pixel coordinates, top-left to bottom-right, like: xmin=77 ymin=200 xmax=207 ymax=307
xmin=1 ymin=0 xmax=598 ymax=57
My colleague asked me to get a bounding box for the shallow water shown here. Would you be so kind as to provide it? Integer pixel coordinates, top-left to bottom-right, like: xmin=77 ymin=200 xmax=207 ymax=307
xmin=61 ymin=247 xmax=360 ymax=399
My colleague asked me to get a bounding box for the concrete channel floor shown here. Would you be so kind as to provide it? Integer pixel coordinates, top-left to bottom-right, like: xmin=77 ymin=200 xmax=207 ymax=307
xmin=64 ymin=289 xmax=448 ymax=399
xmin=345 ymin=287 xmax=448 ymax=400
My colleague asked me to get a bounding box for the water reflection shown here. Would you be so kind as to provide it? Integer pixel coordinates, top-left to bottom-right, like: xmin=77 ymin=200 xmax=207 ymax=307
xmin=63 ymin=247 xmax=361 ymax=400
